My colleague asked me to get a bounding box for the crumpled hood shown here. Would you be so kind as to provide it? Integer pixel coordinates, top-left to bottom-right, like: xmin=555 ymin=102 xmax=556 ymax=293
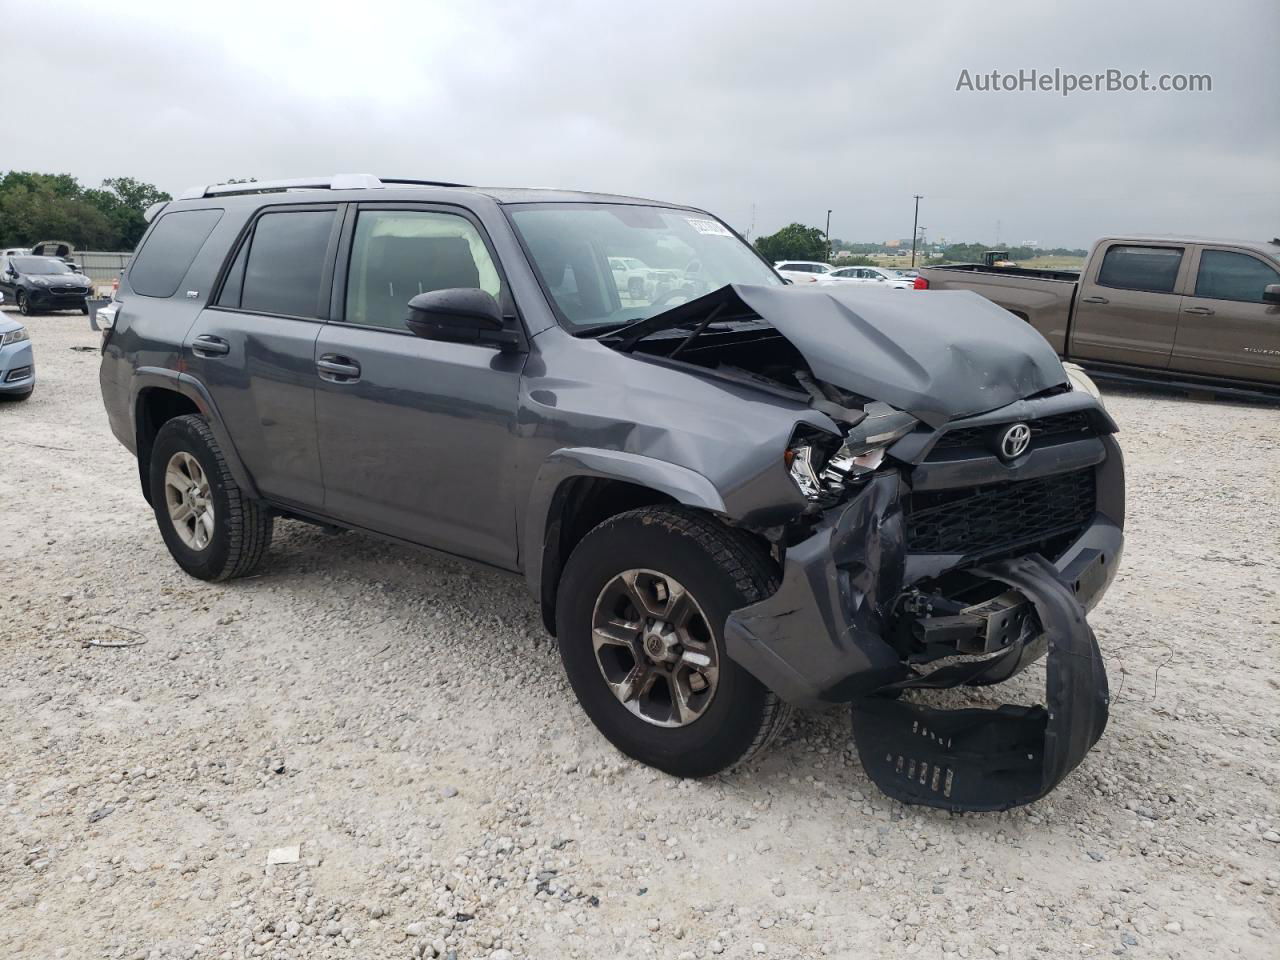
xmin=620 ymin=284 xmax=1068 ymax=427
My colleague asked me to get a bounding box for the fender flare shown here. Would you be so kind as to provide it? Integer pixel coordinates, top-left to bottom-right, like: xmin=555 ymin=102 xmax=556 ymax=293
xmin=522 ymin=447 xmax=727 ymax=599
xmin=131 ymin=367 xmax=260 ymax=501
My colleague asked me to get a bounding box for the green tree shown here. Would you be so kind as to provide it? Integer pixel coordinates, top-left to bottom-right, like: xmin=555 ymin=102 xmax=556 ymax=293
xmin=0 ymin=171 xmax=171 ymax=250
xmin=753 ymin=223 xmax=828 ymax=263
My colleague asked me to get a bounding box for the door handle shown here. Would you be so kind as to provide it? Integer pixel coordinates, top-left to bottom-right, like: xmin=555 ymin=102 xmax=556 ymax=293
xmin=317 ymin=355 xmax=361 ymax=382
xmin=1081 ymin=296 xmax=1109 ymax=304
xmin=192 ymin=334 xmax=230 ymax=357
xmin=1183 ymin=306 xmax=1214 ymax=316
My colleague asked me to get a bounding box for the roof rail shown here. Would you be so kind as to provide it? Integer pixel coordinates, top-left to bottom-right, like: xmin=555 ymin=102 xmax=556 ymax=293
xmin=379 ymin=177 xmax=471 ymax=188
xmin=177 ymin=174 xmax=469 ymax=201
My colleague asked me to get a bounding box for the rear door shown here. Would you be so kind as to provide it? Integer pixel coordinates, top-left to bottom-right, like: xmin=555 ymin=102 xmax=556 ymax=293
xmin=1069 ymin=241 xmax=1190 ymax=368
xmin=185 ymin=204 xmax=340 ymax=509
xmin=1171 ymin=245 xmax=1280 ymax=385
xmin=313 ymin=202 xmax=526 ymax=568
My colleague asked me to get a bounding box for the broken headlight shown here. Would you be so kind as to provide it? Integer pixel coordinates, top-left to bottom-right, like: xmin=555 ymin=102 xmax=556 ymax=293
xmin=1063 ymin=361 xmax=1104 ymax=407
xmin=787 ymin=402 xmax=918 ymax=505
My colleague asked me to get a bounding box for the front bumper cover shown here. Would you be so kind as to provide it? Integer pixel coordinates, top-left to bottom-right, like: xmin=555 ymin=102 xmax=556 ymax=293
xmin=724 ymin=456 xmax=1122 ymax=811
xmin=849 ymin=555 xmax=1108 ymax=811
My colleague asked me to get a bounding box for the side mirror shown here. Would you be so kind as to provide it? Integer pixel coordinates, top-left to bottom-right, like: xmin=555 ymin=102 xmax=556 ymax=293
xmin=1263 ymin=283 xmax=1280 ymax=305
xmin=405 ymin=288 xmax=522 ymax=350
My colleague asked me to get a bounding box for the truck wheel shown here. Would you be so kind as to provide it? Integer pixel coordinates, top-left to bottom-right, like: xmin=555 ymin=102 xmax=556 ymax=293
xmin=149 ymin=414 xmax=272 ymax=582
xmin=556 ymin=506 xmax=791 ymax=778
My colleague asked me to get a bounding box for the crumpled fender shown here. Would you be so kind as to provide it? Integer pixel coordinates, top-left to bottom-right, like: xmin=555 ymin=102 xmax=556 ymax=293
xmin=724 ymin=472 xmax=909 ymax=706
xmin=849 ymin=554 xmax=1109 ymax=811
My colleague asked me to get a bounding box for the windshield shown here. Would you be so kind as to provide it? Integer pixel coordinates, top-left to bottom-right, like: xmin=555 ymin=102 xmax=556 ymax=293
xmin=507 ymin=203 xmax=781 ymax=331
xmin=13 ymin=257 xmax=73 ymax=275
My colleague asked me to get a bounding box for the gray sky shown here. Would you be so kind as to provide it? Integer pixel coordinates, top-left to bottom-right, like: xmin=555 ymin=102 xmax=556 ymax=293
xmin=8 ymin=0 xmax=1277 ymax=248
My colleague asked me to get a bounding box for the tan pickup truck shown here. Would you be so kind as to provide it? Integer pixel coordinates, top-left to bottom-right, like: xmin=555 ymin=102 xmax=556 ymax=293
xmin=916 ymin=236 xmax=1280 ymax=399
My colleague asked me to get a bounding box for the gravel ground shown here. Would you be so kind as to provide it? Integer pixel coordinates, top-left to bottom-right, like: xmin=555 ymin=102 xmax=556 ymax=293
xmin=1 ymin=311 xmax=1277 ymax=960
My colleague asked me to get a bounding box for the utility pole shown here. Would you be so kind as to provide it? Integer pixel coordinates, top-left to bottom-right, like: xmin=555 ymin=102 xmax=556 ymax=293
xmin=910 ymin=194 xmax=923 ymax=267
xmin=825 ymin=209 xmax=832 ymax=262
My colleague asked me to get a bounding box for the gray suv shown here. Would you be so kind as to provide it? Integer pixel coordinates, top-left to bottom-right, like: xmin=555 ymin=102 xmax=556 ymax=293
xmin=99 ymin=175 xmax=1125 ymax=811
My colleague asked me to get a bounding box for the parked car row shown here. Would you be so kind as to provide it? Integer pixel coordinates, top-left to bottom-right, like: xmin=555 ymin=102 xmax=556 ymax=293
xmin=773 ymin=260 xmax=915 ymax=289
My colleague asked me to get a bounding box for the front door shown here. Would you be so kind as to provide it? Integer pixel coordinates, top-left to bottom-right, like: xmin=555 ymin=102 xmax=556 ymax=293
xmin=1070 ymin=241 xmax=1189 ymax=369
xmin=1171 ymin=245 xmax=1280 ymax=385
xmin=313 ymin=204 xmax=526 ymax=568
xmin=185 ymin=204 xmax=341 ymax=509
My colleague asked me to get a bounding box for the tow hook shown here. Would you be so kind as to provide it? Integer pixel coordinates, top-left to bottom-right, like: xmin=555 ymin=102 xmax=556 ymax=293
xmin=909 ymin=590 xmax=1034 ymax=655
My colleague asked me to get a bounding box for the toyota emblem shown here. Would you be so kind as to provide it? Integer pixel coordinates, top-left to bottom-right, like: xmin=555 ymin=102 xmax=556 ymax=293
xmin=999 ymin=423 xmax=1032 ymax=460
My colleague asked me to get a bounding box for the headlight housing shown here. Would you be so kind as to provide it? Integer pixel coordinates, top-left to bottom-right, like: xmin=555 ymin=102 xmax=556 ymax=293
xmin=786 ymin=402 xmax=918 ymax=506
xmin=1063 ymin=362 xmax=1104 ymax=406
xmin=30 ymin=276 xmax=50 ymax=286
xmin=1 ymin=326 xmax=30 ymax=346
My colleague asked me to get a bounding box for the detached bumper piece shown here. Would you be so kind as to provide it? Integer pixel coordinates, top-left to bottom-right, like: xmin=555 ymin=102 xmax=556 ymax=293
xmin=850 ymin=555 xmax=1108 ymax=812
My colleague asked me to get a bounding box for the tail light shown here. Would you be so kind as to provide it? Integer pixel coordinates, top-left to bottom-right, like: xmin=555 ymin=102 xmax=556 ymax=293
xmin=913 ymin=276 xmax=929 ymax=290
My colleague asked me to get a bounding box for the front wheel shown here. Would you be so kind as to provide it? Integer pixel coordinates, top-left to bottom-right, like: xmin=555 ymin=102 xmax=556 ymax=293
xmin=17 ymin=291 xmax=33 ymax=316
xmin=149 ymin=414 xmax=272 ymax=581
xmin=556 ymin=506 xmax=790 ymax=778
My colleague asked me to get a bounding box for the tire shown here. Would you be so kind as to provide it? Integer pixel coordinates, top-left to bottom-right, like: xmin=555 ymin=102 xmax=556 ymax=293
xmin=80 ymin=303 xmax=89 ymax=315
xmin=149 ymin=414 xmax=272 ymax=581
xmin=556 ymin=506 xmax=791 ymax=778
xmin=17 ymin=291 xmax=33 ymax=316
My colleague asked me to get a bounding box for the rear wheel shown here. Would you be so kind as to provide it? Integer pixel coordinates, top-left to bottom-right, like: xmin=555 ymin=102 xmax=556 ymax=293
xmin=149 ymin=414 xmax=272 ymax=581
xmin=556 ymin=506 xmax=790 ymax=778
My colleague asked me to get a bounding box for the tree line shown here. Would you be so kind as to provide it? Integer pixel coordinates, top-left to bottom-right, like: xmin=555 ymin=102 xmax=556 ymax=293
xmin=752 ymin=222 xmax=1086 ymax=264
xmin=0 ymin=171 xmax=172 ymax=251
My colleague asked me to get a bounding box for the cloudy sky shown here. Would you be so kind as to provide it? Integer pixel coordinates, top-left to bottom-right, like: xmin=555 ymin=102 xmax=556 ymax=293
xmin=8 ymin=0 xmax=1276 ymax=248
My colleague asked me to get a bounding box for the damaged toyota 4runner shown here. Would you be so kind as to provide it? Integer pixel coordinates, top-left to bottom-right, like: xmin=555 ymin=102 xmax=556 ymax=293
xmin=99 ymin=176 xmax=1124 ymax=810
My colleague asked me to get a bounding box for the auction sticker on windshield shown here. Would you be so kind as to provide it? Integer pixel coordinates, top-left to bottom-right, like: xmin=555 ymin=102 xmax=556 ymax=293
xmin=687 ymin=217 xmax=733 ymax=237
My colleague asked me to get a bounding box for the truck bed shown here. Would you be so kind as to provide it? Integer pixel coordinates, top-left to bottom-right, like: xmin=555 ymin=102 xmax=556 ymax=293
xmin=929 ymin=262 xmax=1082 ymax=283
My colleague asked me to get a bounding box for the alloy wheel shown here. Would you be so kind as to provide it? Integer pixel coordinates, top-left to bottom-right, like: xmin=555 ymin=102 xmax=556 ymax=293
xmin=590 ymin=569 xmax=720 ymax=728
xmin=163 ymin=451 xmax=215 ymax=551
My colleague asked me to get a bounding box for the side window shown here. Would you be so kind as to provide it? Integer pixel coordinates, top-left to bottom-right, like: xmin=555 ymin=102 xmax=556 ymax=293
xmin=128 ymin=209 xmax=223 ymax=298
xmin=216 ymin=235 xmax=250 ymax=308
xmin=239 ymin=210 xmax=335 ymax=318
xmin=1194 ymin=250 xmax=1280 ymax=303
xmin=1095 ymin=244 xmax=1183 ymax=294
xmin=344 ymin=210 xmax=502 ymax=331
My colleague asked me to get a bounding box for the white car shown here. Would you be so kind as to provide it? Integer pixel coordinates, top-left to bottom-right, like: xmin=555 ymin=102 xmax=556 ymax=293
xmin=820 ymin=266 xmax=914 ymax=290
xmin=608 ymin=257 xmax=685 ymax=300
xmin=773 ymin=261 xmax=835 ymax=284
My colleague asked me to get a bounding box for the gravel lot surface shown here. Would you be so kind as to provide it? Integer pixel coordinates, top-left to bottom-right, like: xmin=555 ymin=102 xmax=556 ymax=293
xmin=2 ymin=311 xmax=1277 ymax=960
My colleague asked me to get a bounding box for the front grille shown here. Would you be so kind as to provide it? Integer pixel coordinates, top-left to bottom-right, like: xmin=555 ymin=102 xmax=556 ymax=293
xmin=930 ymin=412 xmax=1092 ymax=457
xmin=905 ymin=468 xmax=1096 ymax=559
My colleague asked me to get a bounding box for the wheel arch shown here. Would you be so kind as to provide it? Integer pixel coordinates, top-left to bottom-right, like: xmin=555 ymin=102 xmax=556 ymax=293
xmin=131 ymin=369 xmax=259 ymax=504
xmin=524 ymin=449 xmax=730 ymax=636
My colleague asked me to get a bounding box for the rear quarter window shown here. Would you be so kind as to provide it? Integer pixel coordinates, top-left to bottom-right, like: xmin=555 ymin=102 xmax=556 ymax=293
xmin=128 ymin=209 xmax=224 ymax=298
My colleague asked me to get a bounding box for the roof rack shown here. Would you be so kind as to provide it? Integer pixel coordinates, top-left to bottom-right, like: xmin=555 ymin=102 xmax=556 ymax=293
xmin=176 ymin=175 xmax=468 ymax=201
